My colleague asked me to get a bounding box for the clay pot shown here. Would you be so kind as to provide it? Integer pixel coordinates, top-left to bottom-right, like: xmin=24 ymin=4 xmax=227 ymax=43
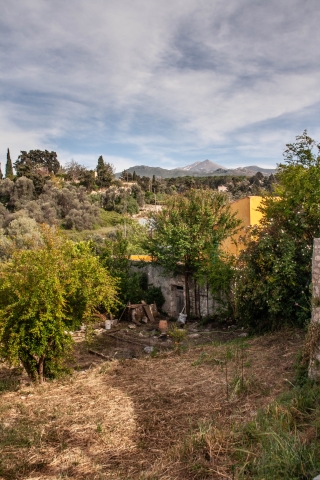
xmin=159 ymin=320 xmax=168 ymax=333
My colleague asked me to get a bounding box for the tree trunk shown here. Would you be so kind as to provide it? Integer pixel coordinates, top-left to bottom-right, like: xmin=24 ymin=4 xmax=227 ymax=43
xmin=184 ymin=270 xmax=190 ymax=317
xmin=37 ymin=355 xmax=46 ymax=384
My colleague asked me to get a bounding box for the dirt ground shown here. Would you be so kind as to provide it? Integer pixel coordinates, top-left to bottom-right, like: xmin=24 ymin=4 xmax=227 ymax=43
xmin=0 ymin=322 xmax=305 ymax=480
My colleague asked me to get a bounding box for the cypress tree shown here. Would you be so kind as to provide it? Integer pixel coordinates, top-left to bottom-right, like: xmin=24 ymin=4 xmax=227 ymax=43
xmin=0 ymin=163 xmax=3 ymax=180
xmin=5 ymin=148 xmax=14 ymax=178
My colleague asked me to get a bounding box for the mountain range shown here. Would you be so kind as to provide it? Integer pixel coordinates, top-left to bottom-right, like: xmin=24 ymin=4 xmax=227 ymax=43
xmin=116 ymin=160 xmax=276 ymax=179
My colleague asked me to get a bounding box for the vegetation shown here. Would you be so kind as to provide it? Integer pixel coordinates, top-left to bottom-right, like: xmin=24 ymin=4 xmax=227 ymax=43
xmin=144 ymin=189 xmax=241 ymax=316
xmin=96 ymin=230 xmax=164 ymax=314
xmin=121 ymin=169 xmax=276 ymax=200
xmin=236 ymin=131 xmax=320 ymax=331
xmin=5 ymin=148 xmax=14 ymax=179
xmin=0 ymin=226 xmax=118 ymax=383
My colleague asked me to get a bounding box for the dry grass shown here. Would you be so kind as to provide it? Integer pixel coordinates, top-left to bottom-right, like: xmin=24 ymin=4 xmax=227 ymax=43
xmin=0 ymin=328 xmax=304 ymax=479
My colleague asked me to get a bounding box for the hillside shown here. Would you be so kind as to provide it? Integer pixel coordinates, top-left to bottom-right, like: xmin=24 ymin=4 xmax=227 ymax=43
xmin=116 ymin=160 xmax=277 ymax=179
xmin=0 ymin=325 xmax=310 ymax=480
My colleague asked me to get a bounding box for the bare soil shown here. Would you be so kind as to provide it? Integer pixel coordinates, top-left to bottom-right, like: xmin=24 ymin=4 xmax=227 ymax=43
xmin=0 ymin=323 xmax=304 ymax=480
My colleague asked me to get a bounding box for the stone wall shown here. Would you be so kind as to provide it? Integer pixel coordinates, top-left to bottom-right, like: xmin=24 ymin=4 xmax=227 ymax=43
xmin=132 ymin=262 xmax=216 ymax=318
xmin=309 ymin=238 xmax=320 ymax=380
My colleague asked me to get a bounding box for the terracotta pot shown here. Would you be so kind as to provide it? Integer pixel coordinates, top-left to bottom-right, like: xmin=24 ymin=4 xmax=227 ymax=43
xmin=159 ymin=320 xmax=168 ymax=333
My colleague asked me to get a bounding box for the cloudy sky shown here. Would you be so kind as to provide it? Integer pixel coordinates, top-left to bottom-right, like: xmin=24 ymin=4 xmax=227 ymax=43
xmin=1 ymin=0 xmax=320 ymax=172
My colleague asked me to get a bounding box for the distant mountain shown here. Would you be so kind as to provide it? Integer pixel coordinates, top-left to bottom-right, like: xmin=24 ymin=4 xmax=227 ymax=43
xmin=116 ymin=160 xmax=277 ymax=179
xmin=244 ymin=165 xmax=277 ymax=175
xmin=180 ymin=159 xmax=224 ymax=172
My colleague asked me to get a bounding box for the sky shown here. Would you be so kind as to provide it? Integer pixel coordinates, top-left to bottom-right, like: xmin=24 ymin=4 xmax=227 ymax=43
xmin=1 ymin=0 xmax=320 ymax=172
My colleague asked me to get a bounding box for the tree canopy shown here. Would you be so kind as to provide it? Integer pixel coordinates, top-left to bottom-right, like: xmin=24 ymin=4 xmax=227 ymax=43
xmin=236 ymin=130 xmax=320 ymax=330
xmin=144 ymin=189 xmax=240 ymax=315
xmin=96 ymin=156 xmax=114 ymax=188
xmin=0 ymin=226 xmax=118 ymax=382
xmin=5 ymin=148 xmax=14 ymax=179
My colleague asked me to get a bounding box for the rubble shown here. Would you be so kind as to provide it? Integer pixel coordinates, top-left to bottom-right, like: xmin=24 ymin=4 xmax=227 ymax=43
xmin=125 ymin=302 xmax=159 ymax=324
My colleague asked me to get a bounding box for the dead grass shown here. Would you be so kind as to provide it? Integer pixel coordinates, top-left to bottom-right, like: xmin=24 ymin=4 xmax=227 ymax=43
xmin=0 ymin=328 xmax=305 ymax=479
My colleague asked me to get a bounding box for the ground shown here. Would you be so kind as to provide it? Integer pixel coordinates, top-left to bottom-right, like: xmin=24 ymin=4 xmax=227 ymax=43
xmin=0 ymin=323 xmax=305 ymax=480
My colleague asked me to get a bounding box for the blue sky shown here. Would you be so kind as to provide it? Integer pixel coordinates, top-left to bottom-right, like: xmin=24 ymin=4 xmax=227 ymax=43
xmin=2 ymin=0 xmax=320 ymax=172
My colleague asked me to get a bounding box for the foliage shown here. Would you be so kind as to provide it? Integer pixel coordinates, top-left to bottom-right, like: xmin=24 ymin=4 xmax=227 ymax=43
xmin=236 ymin=131 xmax=320 ymax=331
xmin=144 ymin=189 xmax=241 ymax=315
xmin=96 ymin=156 xmax=114 ymax=188
xmin=203 ymin=251 xmax=237 ymax=319
xmin=97 ymin=230 xmax=163 ymax=313
xmin=145 ymin=286 xmax=165 ymax=309
xmin=0 ymin=226 xmax=118 ymax=382
xmin=0 ymin=179 xmax=102 ymax=231
xmin=232 ymin=381 xmax=320 ymax=479
xmin=103 ymin=185 xmax=142 ymax=214
xmin=5 ymin=148 xmax=14 ymax=179
xmin=0 ymin=215 xmax=43 ymax=259
xmin=99 ymin=231 xmax=140 ymax=311
xmin=15 ymin=150 xmax=60 ymax=175
xmin=64 ymin=159 xmax=87 ymax=182
xmin=14 ymin=150 xmax=60 ymax=194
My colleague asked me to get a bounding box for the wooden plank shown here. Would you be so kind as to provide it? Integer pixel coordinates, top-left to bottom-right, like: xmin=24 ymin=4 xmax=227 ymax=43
xmin=143 ymin=304 xmax=155 ymax=322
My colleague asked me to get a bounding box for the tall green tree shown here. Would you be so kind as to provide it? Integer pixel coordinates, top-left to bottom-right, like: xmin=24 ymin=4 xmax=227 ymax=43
xmin=0 ymin=226 xmax=118 ymax=382
xmin=14 ymin=150 xmax=60 ymax=194
xmin=236 ymin=130 xmax=320 ymax=331
xmin=144 ymin=189 xmax=240 ymax=316
xmin=15 ymin=150 xmax=60 ymax=175
xmin=96 ymin=156 xmax=114 ymax=188
xmin=5 ymin=148 xmax=14 ymax=179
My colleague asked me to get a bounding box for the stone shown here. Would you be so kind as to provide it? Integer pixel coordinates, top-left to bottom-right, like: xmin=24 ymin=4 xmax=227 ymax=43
xmin=144 ymin=346 xmax=154 ymax=354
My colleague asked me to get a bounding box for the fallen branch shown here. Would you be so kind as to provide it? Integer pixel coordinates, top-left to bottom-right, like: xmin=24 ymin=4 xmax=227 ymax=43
xmin=88 ymin=349 xmax=112 ymax=360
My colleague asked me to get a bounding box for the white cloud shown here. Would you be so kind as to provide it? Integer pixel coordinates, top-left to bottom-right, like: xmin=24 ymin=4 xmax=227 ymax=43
xmin=1 ymin=0 xmax=320 ymax=169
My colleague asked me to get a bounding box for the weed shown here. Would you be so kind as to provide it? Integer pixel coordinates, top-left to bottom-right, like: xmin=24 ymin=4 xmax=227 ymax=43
xmin=97 ymin=423 xmax=103 ymax=433
xmin=0 ymin=377 xmax=20 ymax=393
xmin=99 ymin=361 xmax=112 ymax=374
xmin=150 ymin=347 xmax=159 ymax=358
xmin=169 ymin=325 xmax=187 ymax=355
xmin=191 ymin=351 xmax=209 ymax=366
xmin=169 ymin=325 xmax=186 ymax=343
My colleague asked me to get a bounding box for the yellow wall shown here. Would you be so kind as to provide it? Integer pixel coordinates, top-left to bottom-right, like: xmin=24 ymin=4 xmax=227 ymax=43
xmin=222 ymin=196 xmax=263 ymax=255
xmin=130 ymin=254 xmax=153 ymax=262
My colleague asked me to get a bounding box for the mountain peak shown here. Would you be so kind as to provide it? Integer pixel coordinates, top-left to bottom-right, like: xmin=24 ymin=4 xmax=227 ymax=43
xmin=181 ymin=159 xmax=224 ymax=172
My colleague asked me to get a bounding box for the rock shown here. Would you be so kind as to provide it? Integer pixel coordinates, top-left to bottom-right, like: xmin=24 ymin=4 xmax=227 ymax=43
xmin=144 ymin=346 xmax=154 ymax=354
xmin=128 ymin=324 xmax=136 ymax=329
xmin=188 ymin=333 xmax=200 ymax=338
xmin=238 ymin=333 xmax=248 ymax=337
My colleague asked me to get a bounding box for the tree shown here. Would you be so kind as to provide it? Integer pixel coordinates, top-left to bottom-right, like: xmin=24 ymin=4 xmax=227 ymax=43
xmin=0 ymin=226 xmax=118 ymax=382
xmin=0 ymin=163 xmax=3 ymax=180
xmin=96 ymin=156 xmax=114 ymax=188
xmin=236 ymin=131 xmax=320 ymax=331
xmin=15 ymin=150 xmax=60 ymax=175
xmin=120 ymin=170 xmax=132 ymax=182
xmin=144 ymin=189 xmax=241 ymax=316
xmin=80 ymin=169 xmax=96 ymax=191
xmin=64 ymin=159 xmax=87 ymax=182
xmin=5 ymin=148 xmax=14 ymax=179
xmin=14 ymin=150 xmax=60 ymax=195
